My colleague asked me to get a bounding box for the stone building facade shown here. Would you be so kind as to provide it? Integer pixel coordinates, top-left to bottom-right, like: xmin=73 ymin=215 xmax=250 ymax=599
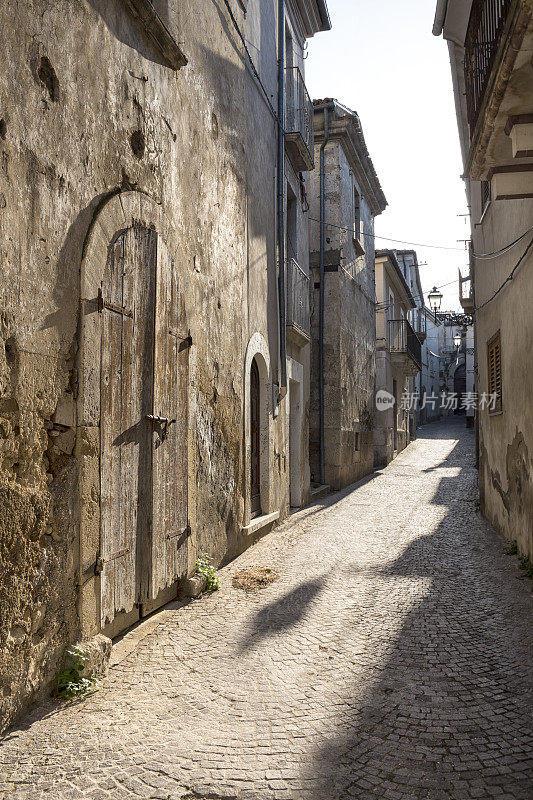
xmin=434 ymin=0 xmax=533 ymax=560
xmin=308 ymin=100 xmax=386 ymax=490
xmin=439 ymin=317 xmax=468 ymax=417
xmin=0 ymin=0 xmax=330 ymax=732
xmin=419 ymin=308 xmax=443 ymax=425
xmin=374 ymin=251 xmax=421 ymax=466
xmin=393 ymin=250 xmax=426 ymax=435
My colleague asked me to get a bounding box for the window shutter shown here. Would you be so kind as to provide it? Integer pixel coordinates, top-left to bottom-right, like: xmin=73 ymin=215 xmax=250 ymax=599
xmin=487 ymin=331 xmax=502 ymax=412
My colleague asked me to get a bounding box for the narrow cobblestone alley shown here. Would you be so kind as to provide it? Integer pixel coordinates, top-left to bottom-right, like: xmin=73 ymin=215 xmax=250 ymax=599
xmin=1 ymin=420 xmax=532 ymax=800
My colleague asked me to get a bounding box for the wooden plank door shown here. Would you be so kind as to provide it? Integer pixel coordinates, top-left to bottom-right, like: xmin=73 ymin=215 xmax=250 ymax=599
xmin=100 ymin=226 xmax=188 ymax=628
xmin=100 ymin=226 xmax=156 ymax=629
xmin=150 ymin=238 xmax=189 ymax=601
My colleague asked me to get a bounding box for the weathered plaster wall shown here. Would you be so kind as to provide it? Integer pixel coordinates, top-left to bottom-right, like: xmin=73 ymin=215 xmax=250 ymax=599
xmin=285 ymin=154 xmax=312 ymax=508
xmin=472 ymin=185 xmax=533 ymax=560
xmin=0 ymin=0 xmax=289 ymax=731
xmin=308 ymin=136 xmax=376 ymax=489
xmin=374 ymin=258 xmax=411 ymax=467
xmin=419 ymin=313 xmax=442 ymax=425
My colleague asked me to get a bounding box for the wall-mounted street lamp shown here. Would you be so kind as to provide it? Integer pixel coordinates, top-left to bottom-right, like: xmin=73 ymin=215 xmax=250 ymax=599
xmin=428 ymin=286 xmax=443 ymax=314
xmin=454 ymin=331 xmax=462 ymax=348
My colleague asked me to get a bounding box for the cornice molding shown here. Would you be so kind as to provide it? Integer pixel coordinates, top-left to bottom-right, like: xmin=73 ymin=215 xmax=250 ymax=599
xmin=287 ymin=0 xmax=331 ymax=42
xmin=314 ymin=104 xmax=387 ymax=217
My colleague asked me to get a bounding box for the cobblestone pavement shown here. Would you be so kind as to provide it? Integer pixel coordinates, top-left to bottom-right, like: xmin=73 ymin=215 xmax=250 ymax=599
xmin=1 ymin=420 xmax=533 ymax=800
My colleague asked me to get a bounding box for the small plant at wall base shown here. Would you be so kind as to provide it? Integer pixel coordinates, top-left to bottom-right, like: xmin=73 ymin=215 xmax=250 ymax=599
xmin=55 ymin=644 xmax=99 ymax=700
xmin=504 ymin=540 xmax=533 ymax=580
xmin=518 ymin=555 xmax=533 ymax=581
xmin=195 ymin=553 xmax=221 ymax=592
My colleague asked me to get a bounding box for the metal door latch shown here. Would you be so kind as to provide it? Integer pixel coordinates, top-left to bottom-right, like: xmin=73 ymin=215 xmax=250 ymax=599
xmin=146 ymin=414 xmax=176 ymax=441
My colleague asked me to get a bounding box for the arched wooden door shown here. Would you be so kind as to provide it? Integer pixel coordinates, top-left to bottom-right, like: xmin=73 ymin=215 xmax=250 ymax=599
xmin=250 ymin=358 xmax=261 ymax=517
xmin=100 ymin=226 xmax=189 ymax=633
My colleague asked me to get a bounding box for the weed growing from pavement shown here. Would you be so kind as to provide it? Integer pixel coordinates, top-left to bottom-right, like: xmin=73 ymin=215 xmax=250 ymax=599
xmin=518 ymin=555 xmax=533 ymax=580
xmin=505 ymin=540 xmax=533 ymax=580
xmin=55 ymin=644 xmax=99 ymax=700
xmin=195 ymin=553 xmax=221 ymax=591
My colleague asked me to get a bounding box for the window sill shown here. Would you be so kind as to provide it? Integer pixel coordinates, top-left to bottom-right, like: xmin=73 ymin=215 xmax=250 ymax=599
xmin=123 ymin=0 xmax=187 ymax=69
xmin=353 ymin=237 xmax=365 ymax=257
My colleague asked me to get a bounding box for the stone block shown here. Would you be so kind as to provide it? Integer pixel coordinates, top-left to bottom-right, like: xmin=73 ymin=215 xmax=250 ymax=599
xmin=54 ymin=428 xmax=76 ymax=455
xmin=180 ymin=574 xmax=207 ymax=598
xmin=53 ymin=394 xmax=76 ymax=428
xmin=76 ymin=634 xmax=112 ymax=680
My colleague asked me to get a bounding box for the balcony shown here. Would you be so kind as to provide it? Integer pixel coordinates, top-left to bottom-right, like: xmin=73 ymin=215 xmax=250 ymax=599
xmin=459 ymin=268 xmax=475 ymax=313
xmin=462 ymin=0 xmax=533 ymax=187
xmin=464 ymin=0 xmax=513 ymax=134
xmin=286 ymin=258 xmax=310 ymax=346
xmin=285 ymin=67 xmax=314 ymax=172
xmin=388 ymin=319 xmax=421 ymax=376
xmin=411 ymin=311 xmax=427 ymax=343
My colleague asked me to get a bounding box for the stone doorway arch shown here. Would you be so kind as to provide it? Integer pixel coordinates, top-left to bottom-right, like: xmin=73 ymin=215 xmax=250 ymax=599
xmin=77 ymin=191 xmax=195 ymax=639
xmin=243 ymin=333 xmax=273 ymax=527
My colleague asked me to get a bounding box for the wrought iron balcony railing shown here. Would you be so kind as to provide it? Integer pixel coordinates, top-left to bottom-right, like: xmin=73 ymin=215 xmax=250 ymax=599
xmin=286 ymin=258 xmax=310 ymax=342
xmin=388 ymin=319 xmax=422 ymax=370
xmin=285 ymin=67 xmax=314 ymax=171
xmin=410 ymin=309 xmax=427 ymax=341
xmin=464 ymin=0 xmax=513 ymax=133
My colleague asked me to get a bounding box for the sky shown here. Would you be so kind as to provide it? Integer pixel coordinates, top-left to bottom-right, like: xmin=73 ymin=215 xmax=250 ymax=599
xmin=305 ymin=0 xmax=470 ymax=312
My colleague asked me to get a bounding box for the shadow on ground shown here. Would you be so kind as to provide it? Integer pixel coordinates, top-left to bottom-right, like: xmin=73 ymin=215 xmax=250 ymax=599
xmin=306 ymin=423 xmax=533 ymax=800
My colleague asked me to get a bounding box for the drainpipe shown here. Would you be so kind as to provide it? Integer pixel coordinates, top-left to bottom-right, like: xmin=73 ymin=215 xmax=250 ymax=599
xmin=318 ymin=103 xmax=331 ymax=485
xmin=277 ymin=0 xmax=287 ymax=401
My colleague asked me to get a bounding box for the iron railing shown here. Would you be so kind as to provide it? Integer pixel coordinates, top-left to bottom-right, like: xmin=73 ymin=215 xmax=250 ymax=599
xmin=285 ymin=66 xmax=314 ymax=165
xmin=410 ymin=309 xmax=426 ymax=339
xmin=286 ymin=258 xmax=310 ymax=337
xmin=388 ymin=319 xmax=422 ymax=369
xmin=464 ymin=0 xmax=513 ymax=133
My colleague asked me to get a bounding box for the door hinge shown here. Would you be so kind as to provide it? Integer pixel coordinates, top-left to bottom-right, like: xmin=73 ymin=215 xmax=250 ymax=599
xmin=97 ymin=288 xmax=133 ymax=318
xmin=178 ymin=331 xmax=193 ymax=351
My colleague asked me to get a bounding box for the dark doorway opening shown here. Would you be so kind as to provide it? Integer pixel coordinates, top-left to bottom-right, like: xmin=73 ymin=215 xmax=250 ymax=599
xmin=250 ymin=358 xmax=261 ymax=517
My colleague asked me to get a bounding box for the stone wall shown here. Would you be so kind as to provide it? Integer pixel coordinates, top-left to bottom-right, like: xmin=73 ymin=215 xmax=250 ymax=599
xmin=308 ymin=125 xmax=378 ymax=490
xmin=472 ymin=183 xmax=533 ymax=561
xmin=0 ymin=0 xmax=297 ymax=732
